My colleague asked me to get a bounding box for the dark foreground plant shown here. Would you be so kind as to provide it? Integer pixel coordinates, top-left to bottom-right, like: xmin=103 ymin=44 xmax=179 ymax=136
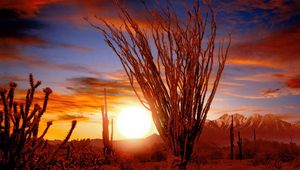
xmin=94 ymin=0 xmax=230 ymax=169
xmin=0 ymin=73 xmax=76 ymax=169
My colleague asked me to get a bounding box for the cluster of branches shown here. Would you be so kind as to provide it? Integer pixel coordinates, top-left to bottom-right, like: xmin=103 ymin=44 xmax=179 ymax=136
xmin=94 ymin=0 xmax=230 ymax=169
xmin=0 ymin=74 xmax=76 ymax=169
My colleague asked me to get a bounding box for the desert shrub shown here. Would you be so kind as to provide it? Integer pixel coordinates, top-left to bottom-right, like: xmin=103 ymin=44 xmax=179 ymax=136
xmin=150 ymin=149 xmax=167 ymax=162
xmin=56 ymin=139 xmax=103 ymax=169
xmin=210 ymin=148 xmax=224 ymax=160
xmin=119 ymin=162 xmax=133 ymax=170
xmin=190 ymin=153 xmax=208 ymax=165
xmin=252 ymin=152 xmax=274 ymax=165
xmin=262 ymin=159 xmax=283 ymax=170
xmin=277 ymin=142 xmax=299 ymax=162
xmin=242 ymin=139 xmax=256 ymax=159
xmin=191 ymin=141 xmax=224 ymax=164
xmin=132 ymin=152 xmax=151 ymax=162
xmin=291 ymin=156 xmax=300 ymax=169
xmin=131 ymin=149 xmax=166 ymax=163
xmin=150 ymin=143 xmax=167 ymax=162
xmin=251 ymin=140 xmax=300 ymax=167
xmin=131 ymin=143 xmax=167 ymax=162
xmin=117 ymin=153 xmax=134 ymax=170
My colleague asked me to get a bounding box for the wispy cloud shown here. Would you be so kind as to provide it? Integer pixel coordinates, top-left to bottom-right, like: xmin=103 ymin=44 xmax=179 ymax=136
xmin=286 ymin=76 xmax=300 ymax=89
xmin=261 ymin=88 xmax=281 ymax=98
xmin=66 ymin=75 xmax=133 ymax=96
xmin=229 ymin=23 xmax=300 ymax=70
xmin=215 ymin=0 xmax=300 ymax=26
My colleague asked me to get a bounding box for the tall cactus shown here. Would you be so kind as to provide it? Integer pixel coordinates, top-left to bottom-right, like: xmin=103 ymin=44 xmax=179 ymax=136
xmin=237 ymin=130 xmax=243 ymax=160
xmin=0 ymin=73 xmax=77 ymax=169
xmin=230 ymin=115 xmax=234 ymax=160
xmin=254 ymin=128 xmax=257 ymax=155
xmin=110 ymin=119 xmax=114 ymax=147
xmin=101 ymin=88 xmax=114 ymax=163
xmin=253 ymin=128 xmax=256 ymax=142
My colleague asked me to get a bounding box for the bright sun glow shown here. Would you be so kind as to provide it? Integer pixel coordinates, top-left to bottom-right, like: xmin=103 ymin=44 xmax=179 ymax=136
xmin=117 ymin=107 xmax=151 ymax=139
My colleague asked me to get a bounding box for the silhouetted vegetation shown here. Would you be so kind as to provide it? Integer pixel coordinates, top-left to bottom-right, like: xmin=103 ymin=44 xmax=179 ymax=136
xmin=230 ymin=115 xmax=234 ymax=160
xmin=48 ymin=138 xmax=300 ymax=169
xmin=0 ymin=74 xmax=76 ymax=169
xmin=101 ymin=88 xmax=114 ymax=164
xmin=237 ymin=130 xmax=243 ymax=160
xmin=96 ymin=0 xmax=230 ymax=169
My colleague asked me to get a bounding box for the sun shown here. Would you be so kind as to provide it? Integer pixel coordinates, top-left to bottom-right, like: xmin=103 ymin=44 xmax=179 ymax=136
xmin=117 ymin=107 xmax=151 ymax=139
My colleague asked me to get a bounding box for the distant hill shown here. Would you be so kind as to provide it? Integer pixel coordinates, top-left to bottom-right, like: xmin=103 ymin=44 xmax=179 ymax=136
xmin=200 ymin=113 xmax=300 ymax=145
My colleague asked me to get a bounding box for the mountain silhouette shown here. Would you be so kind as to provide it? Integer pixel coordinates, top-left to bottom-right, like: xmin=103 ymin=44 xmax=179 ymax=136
xmin=200 ymin=113 xmax=299 ymax=145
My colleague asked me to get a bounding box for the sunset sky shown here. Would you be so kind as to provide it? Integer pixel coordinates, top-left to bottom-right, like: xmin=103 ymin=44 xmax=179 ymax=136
xmin=0 ymin=0 xmax=300 ymax=140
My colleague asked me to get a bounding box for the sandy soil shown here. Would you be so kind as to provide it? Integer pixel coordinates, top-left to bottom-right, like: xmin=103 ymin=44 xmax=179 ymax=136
xmin=100 ymin=159 xmax=300 ymax=170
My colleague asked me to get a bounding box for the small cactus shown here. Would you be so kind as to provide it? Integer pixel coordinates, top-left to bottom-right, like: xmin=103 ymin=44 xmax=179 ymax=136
xmin=254 ymin=128 xmax=257 ymax=155
xmin=254 ymin=128 xmax=256 ymax=142
xmin=237 ymin=130 xmax=243 ymax=160
xmin=230 ymin=115 xmax=234 ymax=160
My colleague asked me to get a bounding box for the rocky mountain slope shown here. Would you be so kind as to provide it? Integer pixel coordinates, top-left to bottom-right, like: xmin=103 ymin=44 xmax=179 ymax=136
xmin=200 ymin=113 xmax=299 ymax=145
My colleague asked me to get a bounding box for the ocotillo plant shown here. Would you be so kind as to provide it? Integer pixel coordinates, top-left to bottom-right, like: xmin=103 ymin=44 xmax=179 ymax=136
xmin=230 ymin=115 xmax=234 ymax=160
xmin=0 ymin=73 xmax=77 ymax=169
xmin=101 ymin=88 xmax=114 ymax=163
xmin=237 ymin=130 xmax=243 ymax=160
xmin=95 ymin=0 xmax=230 ymax=169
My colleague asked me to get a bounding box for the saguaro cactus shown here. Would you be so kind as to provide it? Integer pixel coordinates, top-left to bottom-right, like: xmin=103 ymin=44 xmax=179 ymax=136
xmin=237 ymin=130 xmax=243 ymax=160
xmin=230 ymin=115 xmax=234 ymax=160
xmin=253 ymin=128 xmax=256 ymax=142
xmin=0 ymin=73 xmax=77 ymax=169
xmin=253 ymin=128 xmax=257 ymax=155
xmin=101 ymin=88 xmax=114 ymax=163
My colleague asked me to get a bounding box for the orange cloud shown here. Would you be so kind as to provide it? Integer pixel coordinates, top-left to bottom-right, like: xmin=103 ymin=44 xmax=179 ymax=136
xmin=0 ymin=0 xmax=59 ymax=17
xmin=286 ymin=76 xmax=300 ymax=89
xmin=229 ymin=24 xmax=300 ymax=70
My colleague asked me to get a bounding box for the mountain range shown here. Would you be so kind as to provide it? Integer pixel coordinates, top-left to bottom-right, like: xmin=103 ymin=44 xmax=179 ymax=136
xmin=200 ymin=113 xmax=300 ymax=145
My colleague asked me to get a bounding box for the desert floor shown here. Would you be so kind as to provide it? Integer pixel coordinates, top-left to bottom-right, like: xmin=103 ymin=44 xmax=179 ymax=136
xmin=100 ymin=159 xmax=300 ymax=170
